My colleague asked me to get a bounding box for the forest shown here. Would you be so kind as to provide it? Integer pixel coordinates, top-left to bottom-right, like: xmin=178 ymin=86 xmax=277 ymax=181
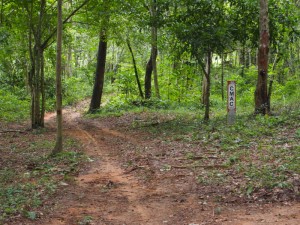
xmin=0 ymin=0 xmax=299 ymax=224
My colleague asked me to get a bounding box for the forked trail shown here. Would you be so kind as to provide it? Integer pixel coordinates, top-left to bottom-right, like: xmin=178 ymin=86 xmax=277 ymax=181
xmin=44 ymin=107 xmax=176 ymax=225
xmin=39 ymin=105 xmax=299 ymax=225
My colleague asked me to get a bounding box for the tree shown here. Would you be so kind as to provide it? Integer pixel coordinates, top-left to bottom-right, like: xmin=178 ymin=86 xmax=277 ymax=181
xmin=126 ymin=38 xmax=144 ymax=98
xmin=89 ymin=0 xmax=110 ymax=112
xmin=255 ymin=0 xmax=270 ymax=115
xmin=53 ymin=0 xmax=63 ymax=154
xmin=89 ymin=28 xmax=108 ymax=112
xmin=171 ymin=0 xmax=231 ymax=120
xmin=26 ymin=0 xmax=47 ymax=129
xmin=144 ymin=0 xmax=159 ymax=100
xmin=144 ymin=50 xmax=154 ymax=99
xmin=22 ymin=0 xmax=89 ymax=128
xmin=200 ymin=52 xmax=212 ymax=120
xmin=151 ymin=0 xmax=160 ymax=99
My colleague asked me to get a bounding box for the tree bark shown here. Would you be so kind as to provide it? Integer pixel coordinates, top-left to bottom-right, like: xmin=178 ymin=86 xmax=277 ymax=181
xmin=151 ymin=0 xmax=160 ymax=99
xmin=221 ymin=53 xmax=224 ymax=101
xmin=152 ymin=26 xmax=160 ymax=98
xmin=203 ymin=52 xmax=211 ymax=120
xmin=53 ymin=0 xmax=63 ymax=154
xmin=126 ymin=39 xmax=144 ymax=99
xmin=89 ymin=30 xmax=108 ymax=112
xmin=144 ymin=53 xmax=153 ymax=99
xmin=30 ymin=0 xmax=45 ymax=129
xmin=200 ymin=52 xmax=212 ymax=121
xmin=24 ymin=0 xmax=89 ymax=129
xmin=255 ymin=0 xmax=270 ymax=115
xmin=0 ymin=0 xmax=3 ymax=24
xmin=66 ymin=0 xmax=73 ymax=77
xmin=40 ymin=51 xmax=45 ymax=127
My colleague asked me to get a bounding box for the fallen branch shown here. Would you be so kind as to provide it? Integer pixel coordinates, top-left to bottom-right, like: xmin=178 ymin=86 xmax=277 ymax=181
xmin=124 ymin=166 xmax=147 ymax=174
xmin=0 ymin=130 xmax=26 ymax=133
xmin=170 ymin=164 xmax=227 ymax=169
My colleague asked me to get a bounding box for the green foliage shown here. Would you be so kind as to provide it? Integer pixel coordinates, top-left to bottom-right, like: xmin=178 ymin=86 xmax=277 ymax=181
xmin=0 ymin=89 xmax=30 ymax=122
xmin=45 ymin=75 xmax=92 ymax=111
xmin=78 ymin=215 xmax=93 ymax=225
xmin=296 ymin=129 xmax=300 ymax=139
xmin=0 ymin=75 xmax=91 ymax=122
xmin=62 ymin=76 xmax=92 ymax=106
xmin=90 ymin=93 xmax=202 ymax=118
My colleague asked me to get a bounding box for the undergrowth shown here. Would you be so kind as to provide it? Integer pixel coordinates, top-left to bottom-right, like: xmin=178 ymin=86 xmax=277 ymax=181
xmin=96 ymin=96 xmax=299 ymax=200
xmin=0 ymin=89 xmax=30 ymax=122
xmin=0 ymin=135 xmax=87 ymax=223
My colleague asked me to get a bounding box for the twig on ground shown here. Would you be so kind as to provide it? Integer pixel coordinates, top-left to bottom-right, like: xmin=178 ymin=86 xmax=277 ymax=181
xmin=0 ymin=130 xmax=26 ymax=133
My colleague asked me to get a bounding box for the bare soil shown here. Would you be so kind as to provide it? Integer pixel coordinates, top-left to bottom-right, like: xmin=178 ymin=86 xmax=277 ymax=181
xmin=4 ymin=101 xmax=300 ymax=225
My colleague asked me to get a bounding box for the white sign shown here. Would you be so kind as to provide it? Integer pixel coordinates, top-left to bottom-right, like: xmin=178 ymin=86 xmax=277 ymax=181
xmin=227 ymin=81 xmax=236 ymax=124
xmin=227 ymin=81 xmax=236 ymax=111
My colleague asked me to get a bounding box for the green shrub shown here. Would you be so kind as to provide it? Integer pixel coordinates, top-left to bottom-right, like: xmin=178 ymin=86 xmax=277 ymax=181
xmin=0 ymin=89 xmax=30 ymax=122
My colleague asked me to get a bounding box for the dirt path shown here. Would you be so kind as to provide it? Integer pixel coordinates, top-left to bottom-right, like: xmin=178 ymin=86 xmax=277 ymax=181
xmin=37 ymin=104 xmax=299 ymax=225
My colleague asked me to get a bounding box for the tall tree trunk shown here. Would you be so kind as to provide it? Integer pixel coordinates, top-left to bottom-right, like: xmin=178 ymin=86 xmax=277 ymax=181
xmin=144 ymin=52 xmax=153 ymax=99
xmin=41 ymin=51 xmax=45 ymax=127
xmin=200 ymin=52 xmax=211 ymax=121
xmin=25 ymin=0 xmax=89 ymax=128
xmin=27 ymin=0 xmax=46 ymax=129
xmin=89 ymin=29 xmax=108 ymax=112
xmin=151 ymin=0 xmax=160 ymax=99
xmin=255 ymin=0 xmax=270 ymax=115
xmin=66 ymin=44 xmax=73 ymax=76
xmin=151 ymin=27 xmax=159 ymax=98
xmin=221 ymin=53 xmax=224 ymax=101
xmin=53 ymin=0 xmax=63 ymax=154
xmin=240 ymin=44 xmax=245 ymax=77
xmin=30 ymin=0 xmax=45 ymax=129
xmin=66 ymin=0 xmax=73 ymax=77
xmin=126 ymin=39 xmax=144 ymax=99
xmin=31 ymin=48 xmax=41 ymax=129
xmin=0 ymin=0 xmax=3 ymax=24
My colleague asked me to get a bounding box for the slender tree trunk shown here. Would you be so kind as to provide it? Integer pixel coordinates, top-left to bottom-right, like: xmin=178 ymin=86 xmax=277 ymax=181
xmin=89 ymin=30 xmax=108 ymax=112
xmin=30 ymin=46 xmax=39 ymax=129
xmin=66 ymin=0 xmax=73 ymax=77
xmin=144 ymin=53 xmax=153 ymax=99
xmin=151 ymin=27 xmax=159 ymax=98
xmin=32 ymin=44 xmax=42 ymax=128
xmin=240 ymin=44 xmax=245 ymax=77
xmin=28 ymin=0 xmax=45 ymax=129
xmin=221 ymin=53 xmax=224 ymax=101
xmin=248 ymin=49 xmax=252 ymax=67
xmin=200 ymin=52 xmax=212 ymax=121
xmin=151 ymin=0 xmax=160 ymax=99
xmin=53 ymin=0 xmax=63 ymax=154
xmin=126 ymin=39 xmax=144 ymax=99
xmin=41 ymin=51 xmax=45 ymax=127
xmin=255 ymin=0 xmax=270 ymax=115
xmin=0 ymin=0 xmax=3 ymax=24
xmin=24 ymin=0 xmax=89 ymax=128
xmin=201 ymin=73 xmax=207 ymax=105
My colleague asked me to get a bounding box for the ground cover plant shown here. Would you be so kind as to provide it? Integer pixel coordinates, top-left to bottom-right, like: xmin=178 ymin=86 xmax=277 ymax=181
xmin=138 ymin=108 xmax=300 ymax=200
xmin=88 ymin=93 xmax=299 ymax=203
xmin=0 ymin=89 xmax=30 ymax=122
xmin=0 ymin=1 xmax=299 ymax=223
xmin=0 ymin=128 xmax=87 ymax=223
xmin=0 ymin=96 xmax=299 ymax=223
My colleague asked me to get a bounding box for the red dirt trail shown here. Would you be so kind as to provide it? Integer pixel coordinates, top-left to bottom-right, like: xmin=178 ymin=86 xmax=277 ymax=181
xmin=34 ymin=104 xmax=300 ymax=225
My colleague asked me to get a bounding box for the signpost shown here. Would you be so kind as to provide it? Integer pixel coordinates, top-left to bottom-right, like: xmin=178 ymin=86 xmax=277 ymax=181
xmin=227 ymin=81 xmax=236 ymax=125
